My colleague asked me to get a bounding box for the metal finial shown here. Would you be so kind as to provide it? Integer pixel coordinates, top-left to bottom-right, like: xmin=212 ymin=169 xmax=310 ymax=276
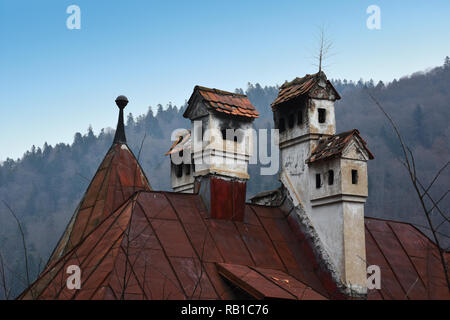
xmin=115 ymin=95 xmax=129 ymax=109
xmin=113 ymin=95 xmax=128 ymax=144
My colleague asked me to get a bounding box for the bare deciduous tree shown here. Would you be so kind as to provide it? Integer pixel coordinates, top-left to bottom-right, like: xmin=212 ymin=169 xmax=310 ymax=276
xmin=367 ymin=90 xmax=450 ymax=291
xmin=312 ymin=26 xmax=334 ymax=73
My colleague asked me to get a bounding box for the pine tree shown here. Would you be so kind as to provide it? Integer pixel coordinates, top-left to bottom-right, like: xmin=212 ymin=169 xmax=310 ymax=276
xmin=127 ymin=112 xmax=135 ymax=128
xmin=444 ymin=56 xmax=450 ymax=69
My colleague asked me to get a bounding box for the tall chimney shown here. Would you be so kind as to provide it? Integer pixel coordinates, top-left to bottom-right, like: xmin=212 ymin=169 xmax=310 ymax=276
xmin=174 ymin=86 xmax=259 ymax=221
xmin=271 ymin=72 xmax=374 ymax=296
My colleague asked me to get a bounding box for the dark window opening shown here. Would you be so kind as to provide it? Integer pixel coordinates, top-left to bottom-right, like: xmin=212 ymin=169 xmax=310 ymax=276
xmin=297 ymin=109 xmax=303 ymax=125
xmin=288 ymin=114 xmax=295 ymax=128
xmin=221 ymin=128 xmax=241 ymax=142
xmin=175 ymin=164 xmax=183 ymax=178
xmin=316 ymin=173 xmax=321 ymax=189
xmin=179 ymin=150 xmax=183 ymax=159
xmin=279 ymin=118 xmax=286 ymax=133
xmin=352 ymin=170 xmax=358 ymax=184
xmin=184 ymin=164 xmax=191 ymax=176
xmin=328 ymin=170 xmax=334 ymax=185
xmin=318 ymin=108 xmax=326 ymax=123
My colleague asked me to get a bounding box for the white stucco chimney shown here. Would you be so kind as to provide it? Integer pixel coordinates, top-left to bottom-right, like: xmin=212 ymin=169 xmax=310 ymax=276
xmin=272 ymin=72 xmax=374 ymax=296
xmin=168 ymin=86 xmax=259 ymax=221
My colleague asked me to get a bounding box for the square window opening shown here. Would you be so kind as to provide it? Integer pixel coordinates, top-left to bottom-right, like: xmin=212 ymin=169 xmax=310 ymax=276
xmin=352 ymin=169 xmax=358 ymax=184
xmin=316 ymin=173 xmax=321 ymax=189
xmin=318 ymin=108 xmax=326 ymax=123
xmin=328 ymin=170 xmax=334 ymax=185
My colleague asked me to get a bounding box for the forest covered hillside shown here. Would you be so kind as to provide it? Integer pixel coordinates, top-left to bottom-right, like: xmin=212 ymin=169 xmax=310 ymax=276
xmin=0 ymin=59 xmax=449 ymax=298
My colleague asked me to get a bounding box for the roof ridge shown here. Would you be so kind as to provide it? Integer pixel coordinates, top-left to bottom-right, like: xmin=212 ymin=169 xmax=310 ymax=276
xmin=195 ymin=85 xmax=247 ymax=97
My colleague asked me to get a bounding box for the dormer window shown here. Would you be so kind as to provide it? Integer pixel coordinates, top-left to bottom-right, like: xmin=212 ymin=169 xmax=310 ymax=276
xmin=352 ymin=169 xmax=358 ymax=184
xmin=318 ymin=108 xmax=326 ymax=123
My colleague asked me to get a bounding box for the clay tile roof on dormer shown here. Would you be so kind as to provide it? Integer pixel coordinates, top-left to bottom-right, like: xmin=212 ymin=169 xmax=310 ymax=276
xmin=307 ymin=129 xmax=374 ymax=163
xmin=185 ymin=86 xmax=259 ymax=119
xmin=271 ymin=71 xmax=341 ymax=110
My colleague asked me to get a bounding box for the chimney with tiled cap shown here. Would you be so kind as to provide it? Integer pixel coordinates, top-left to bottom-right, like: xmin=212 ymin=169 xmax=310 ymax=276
xmin=169 ymin=85 xmax=258 ymax=221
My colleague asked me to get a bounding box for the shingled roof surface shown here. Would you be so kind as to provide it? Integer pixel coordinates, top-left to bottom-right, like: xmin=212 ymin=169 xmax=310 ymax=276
xmin=19 ymin=191 xmax=449 ymax=300
xmin=271 ymin=71 xmax=340 ymax=110
xmin=46 ymin=143 xmax=152 ymax=266
xmin=187 ymin=86 xmax=259 ymax=118
xmin=307 ymin=129 xmax=375 ymax=163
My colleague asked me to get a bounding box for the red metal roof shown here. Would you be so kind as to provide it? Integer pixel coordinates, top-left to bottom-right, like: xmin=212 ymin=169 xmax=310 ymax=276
xmin=185 ymin=86 xmax=259 ymax=119
xmin=307 ymin=129 xmax=375 ymax=163
xmin=46 ymin=143 xmax=152 ymax=266
xmin=19 ymin=192 xmax=334 ymax=300
xmin=365 ymin=217 xmax=449 ymax=300
xmin=271 ymin=71 xmax=341 ymax=110
xmin=19 ymin=191 xmax=449 ymax=300
xmin=217 ymin=263 xmax=326 ymax=300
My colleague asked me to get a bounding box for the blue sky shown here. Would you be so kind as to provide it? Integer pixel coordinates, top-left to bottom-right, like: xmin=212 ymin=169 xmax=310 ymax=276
xmin=1 ymin=0 xmax=449 ymax=161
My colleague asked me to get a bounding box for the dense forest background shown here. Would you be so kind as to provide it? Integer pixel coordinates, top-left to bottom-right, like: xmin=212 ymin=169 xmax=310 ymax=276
xmin=1 ymin=59 xmax=449 ymax=298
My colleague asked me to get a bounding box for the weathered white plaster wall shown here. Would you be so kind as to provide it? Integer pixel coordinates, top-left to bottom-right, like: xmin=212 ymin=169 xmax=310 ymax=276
xmin=277 ymin=93 xmax=369 ymax=295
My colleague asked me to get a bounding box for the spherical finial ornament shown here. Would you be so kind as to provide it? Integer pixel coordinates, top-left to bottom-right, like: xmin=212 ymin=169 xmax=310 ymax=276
xmin=115 ymin=95 xmax=129 ymax=109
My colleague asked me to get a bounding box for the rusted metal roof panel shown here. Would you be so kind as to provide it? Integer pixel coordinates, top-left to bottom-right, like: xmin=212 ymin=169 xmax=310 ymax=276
xmin=47 ymin=143 xmax=152 ymax=266
xmin=365 ymin=217 xmax=450 ymax=300
xmin=235 ymin=222 xmax=285 ymax=270
xmin=216 ymin=263 xmax=296 ymax=299
xmin=216 ymin=263 xmax=326 ymax=300
xmin=20 ymin=190 xmax=449 ymax=300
